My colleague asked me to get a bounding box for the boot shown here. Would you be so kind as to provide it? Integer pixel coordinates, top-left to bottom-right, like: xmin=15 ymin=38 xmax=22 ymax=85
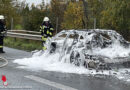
xmin=0 ymin=51 xmax=5 ymax=53
xmin=0 ymin=48 xmax=5 ymax=53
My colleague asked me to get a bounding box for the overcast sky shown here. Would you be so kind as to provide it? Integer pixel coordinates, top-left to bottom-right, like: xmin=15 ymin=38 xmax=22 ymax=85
xmin=19 ymin=0 xmax=51 ymax=5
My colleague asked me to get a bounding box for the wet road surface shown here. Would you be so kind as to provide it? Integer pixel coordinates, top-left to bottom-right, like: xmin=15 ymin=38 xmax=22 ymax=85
xmin=0 ymin=47 xmax=130 ymax=90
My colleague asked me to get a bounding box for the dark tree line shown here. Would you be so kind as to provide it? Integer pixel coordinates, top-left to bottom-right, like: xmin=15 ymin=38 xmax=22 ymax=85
xmin=0 ymin=0 xmax=129 ymax=40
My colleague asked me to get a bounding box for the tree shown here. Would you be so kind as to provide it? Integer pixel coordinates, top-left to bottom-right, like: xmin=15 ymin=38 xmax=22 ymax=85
xmin=19 ymin=0 xmax=46 ymax=31
xmin=0 ymin=0 xmax=20 ymax=29
xmin=50 ymin=0 xmax=66 ymax=33
xmin=100 ymin=0 xmax=130 ymax=39
xmin=86 ymin=0 xmax=104 ymax=29
xmin=62 ymin=1 xmax=85 ymax=29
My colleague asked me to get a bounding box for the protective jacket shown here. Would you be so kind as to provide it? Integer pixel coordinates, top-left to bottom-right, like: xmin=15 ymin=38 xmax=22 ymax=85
xmin=0 ymin=20 xmax=6 ymax=53
xmin=40 ymin=22 xmax=54 ymax=37
xmin=40 ymin=22 xmax=54 ymax=50
xmin=0 ymin=21 xmax=5 ymax=33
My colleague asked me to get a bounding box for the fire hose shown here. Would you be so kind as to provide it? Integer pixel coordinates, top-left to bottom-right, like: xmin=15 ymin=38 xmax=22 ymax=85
xmin=0 ymin=57 xmax=8 ymax=68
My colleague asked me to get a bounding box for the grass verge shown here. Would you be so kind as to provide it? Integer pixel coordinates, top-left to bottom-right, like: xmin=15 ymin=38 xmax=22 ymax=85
xmin=4 ymin=37 xmax=42 ymax=51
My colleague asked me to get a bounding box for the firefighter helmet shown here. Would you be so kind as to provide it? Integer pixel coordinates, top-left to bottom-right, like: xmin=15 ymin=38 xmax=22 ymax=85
xmin=0 ymin=15 xmax=5 ymax=19
xmin=43 ymin=17 xmax=49 ymax=22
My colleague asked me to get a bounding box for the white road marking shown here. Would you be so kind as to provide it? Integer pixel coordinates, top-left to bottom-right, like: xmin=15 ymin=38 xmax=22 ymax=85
xmin=25 ymin=75 xmax=78 ymax=90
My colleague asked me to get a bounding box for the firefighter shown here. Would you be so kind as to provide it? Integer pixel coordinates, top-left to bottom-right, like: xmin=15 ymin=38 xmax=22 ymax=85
xmin=40 ymin=17 xmax=54 ymax=51
xmin=0 ymin=15 xmax=6 ymax=53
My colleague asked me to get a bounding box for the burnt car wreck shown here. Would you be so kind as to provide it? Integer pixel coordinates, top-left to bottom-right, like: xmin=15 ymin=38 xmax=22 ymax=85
xmin=46 ymin=29 xmax=130 ymax=70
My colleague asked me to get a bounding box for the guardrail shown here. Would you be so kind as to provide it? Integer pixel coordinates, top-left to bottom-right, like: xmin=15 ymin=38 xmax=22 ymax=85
xmin=9 ymin=30 xmax=41 ymax=34
xmin=7 ymin=30 xmax=42 ymax=41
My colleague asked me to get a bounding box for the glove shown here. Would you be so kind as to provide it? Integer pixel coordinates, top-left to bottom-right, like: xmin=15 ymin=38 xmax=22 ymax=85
xmin=1 ymin=31 xmax=6 ymax=36
xmin=43 ymin=34 xmax=47 ymax=37
xmin=1 ymin=31 xmax=6 ymax=34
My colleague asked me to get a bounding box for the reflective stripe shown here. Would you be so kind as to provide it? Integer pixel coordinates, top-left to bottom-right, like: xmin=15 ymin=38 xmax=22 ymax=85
xmin=40 ymin=26 xmax=42 ymax=29
xmin=50 ymin=28 xmax=54 ymax=31
xmin=43 ymin=46 xmax=47 ymax=50
xmin=42 ymin=36 xmax=47 ymax=41
xmin=40 ymin=26 xmax=42 ymax=32
xmin=50 ymin=32 xmax=52 ymax=36
xmin=41 ymin=26 xmax=45 ymax=29
xmin=40 ymin=26 xmax=45 ymax=32
xmin=0 ymin=46 xmax=3 ymax=48
xmin=47 ymin=30 xmax=49 ymax=34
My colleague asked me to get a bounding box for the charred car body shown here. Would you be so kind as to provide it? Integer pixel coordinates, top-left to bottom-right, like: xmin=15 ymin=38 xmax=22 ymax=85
xmin=46 ymin=29 xmax=130 ymax=70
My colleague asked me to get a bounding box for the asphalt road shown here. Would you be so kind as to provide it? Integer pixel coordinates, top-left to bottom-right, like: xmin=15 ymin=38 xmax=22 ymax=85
xmin=0 ymin=47 xmax=130 ymax=90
